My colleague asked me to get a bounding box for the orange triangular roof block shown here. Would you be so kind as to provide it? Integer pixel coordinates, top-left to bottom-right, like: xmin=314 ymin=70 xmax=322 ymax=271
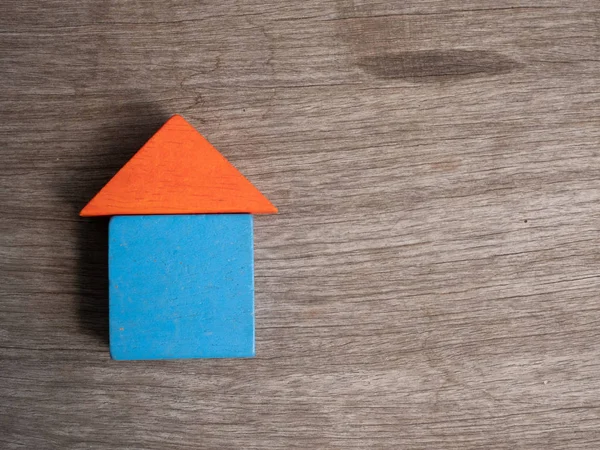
xmin=80 ymin=115 xmax=277 ymax=216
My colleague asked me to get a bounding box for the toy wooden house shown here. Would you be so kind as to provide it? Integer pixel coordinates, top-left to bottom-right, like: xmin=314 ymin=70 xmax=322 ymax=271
xmin=81 ymin=115 xmax=277 ymax=360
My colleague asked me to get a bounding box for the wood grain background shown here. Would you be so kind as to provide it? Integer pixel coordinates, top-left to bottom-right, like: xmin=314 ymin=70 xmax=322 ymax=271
xmin=1 ymin=1 xmax=599 ymax=448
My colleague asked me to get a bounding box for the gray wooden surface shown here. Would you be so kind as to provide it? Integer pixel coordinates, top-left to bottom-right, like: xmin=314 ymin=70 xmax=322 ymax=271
xmin=1 ymin=1 xmax=599 ymax=448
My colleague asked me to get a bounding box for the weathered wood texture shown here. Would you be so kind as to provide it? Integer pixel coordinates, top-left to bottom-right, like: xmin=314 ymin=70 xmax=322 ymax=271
xmin=1 ymin=1 xmax=599 ymax=448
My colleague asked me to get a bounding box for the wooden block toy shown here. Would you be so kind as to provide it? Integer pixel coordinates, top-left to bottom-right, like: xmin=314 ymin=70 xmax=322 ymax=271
xmin=81 ymin=115 xmax=277 ymax=360
xmin=109 ymin=214 xmax=254 ymax=359
xmin=80 ymin=114 xmax=277 ymax=216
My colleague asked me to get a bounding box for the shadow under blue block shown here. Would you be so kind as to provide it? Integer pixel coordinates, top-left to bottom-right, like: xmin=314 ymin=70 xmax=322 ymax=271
xmin=108 ymin=214 xmax=254 ymax=360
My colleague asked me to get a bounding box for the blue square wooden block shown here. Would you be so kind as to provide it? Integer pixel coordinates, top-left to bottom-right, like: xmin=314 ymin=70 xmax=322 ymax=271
xmin=108 ymin=214 xmax=254 ymax=360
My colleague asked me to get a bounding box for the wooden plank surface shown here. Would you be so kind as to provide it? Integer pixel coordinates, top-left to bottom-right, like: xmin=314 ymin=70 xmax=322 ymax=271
xmin=1 ymin=1 xmax=599 ymax=448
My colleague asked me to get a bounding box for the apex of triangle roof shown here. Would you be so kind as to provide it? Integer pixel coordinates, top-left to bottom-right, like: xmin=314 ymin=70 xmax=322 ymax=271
xmin=80 ymin=115 xmax=277 ymax=216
